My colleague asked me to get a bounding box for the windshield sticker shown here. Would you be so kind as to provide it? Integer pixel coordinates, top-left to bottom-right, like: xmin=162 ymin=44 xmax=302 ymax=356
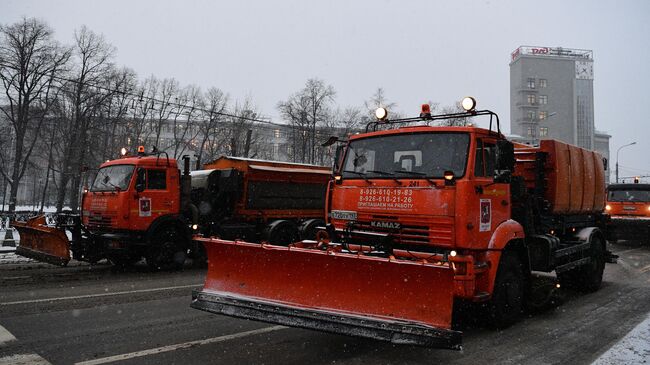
xmin=139 ymin=197 xmax=152 ymax=217
xmin=357 ymin=188 xmax=414 ymax=211
xmin=480 ymin=199 xmax=491 ymax=232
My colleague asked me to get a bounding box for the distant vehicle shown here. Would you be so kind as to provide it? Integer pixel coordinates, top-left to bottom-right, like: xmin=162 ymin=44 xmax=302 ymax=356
xmin=12 ymin=151 xmax=330 ymax=269
xmin=606 ymin=183 xmax=650 ymax=243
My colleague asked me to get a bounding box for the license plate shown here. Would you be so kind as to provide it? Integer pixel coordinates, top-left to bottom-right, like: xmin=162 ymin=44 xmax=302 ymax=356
xmin=330 ymin=210 xmax=357 ymax=221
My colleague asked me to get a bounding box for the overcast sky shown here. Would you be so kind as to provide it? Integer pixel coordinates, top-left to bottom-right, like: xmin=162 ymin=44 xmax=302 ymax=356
xmin=2 ymin=0 xmax=649 ymax=178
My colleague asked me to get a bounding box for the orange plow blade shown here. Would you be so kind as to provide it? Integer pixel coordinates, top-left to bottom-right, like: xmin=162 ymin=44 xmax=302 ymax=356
xmin=12 ymin=216 xmax=71 ymax=266
xmin=191 ymin=238 xmax=461 ymax=349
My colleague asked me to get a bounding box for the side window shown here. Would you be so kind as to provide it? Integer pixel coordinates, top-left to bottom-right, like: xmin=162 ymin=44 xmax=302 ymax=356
xmin=475 ymin=140 xmax=497 ymax=178
xmin=474 ymin=139 xmax=485 ymax=177
xmin=484 ymin=142 xmax=496 ymax=177
xmin=147 ymin=169 xmax=167 ymax=190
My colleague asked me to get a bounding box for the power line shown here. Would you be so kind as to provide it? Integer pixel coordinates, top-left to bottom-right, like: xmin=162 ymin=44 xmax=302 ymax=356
xmin=0 ymin=60 xmax=283 ymax=127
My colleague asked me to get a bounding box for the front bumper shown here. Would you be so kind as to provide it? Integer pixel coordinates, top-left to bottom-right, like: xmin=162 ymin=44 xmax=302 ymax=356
xmin=191 ymin=290 xmax=462 ymax=350
xmin=609 ymin=216 xmax=650 ymax=241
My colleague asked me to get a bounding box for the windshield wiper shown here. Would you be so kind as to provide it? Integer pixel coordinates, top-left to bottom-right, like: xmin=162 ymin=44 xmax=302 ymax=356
xmin=367 ymin=170 xmax=402 ymax=185
xmin=393 ymin=170 xmax=436 ymax=185
xmin=342 ymin=170 xmax=371 ymax=184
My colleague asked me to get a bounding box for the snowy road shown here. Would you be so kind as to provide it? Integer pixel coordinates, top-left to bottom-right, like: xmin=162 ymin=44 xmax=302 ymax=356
xmin=0 ymin=241 xmax=649 ymax=365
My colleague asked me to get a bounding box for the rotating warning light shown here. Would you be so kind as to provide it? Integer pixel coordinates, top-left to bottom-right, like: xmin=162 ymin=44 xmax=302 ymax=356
xmin=461 ymin=96 xmax=477 ymax=112
xmin=375 ymin=107 xmax=388 ymax=121
xmin=420 ymin=103 xmax=432 ymax=119
xmin=137 ymin=145 xmax=145 ymax=155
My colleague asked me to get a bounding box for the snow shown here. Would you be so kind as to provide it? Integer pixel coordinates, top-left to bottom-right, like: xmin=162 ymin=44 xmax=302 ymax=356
xmin=592 ymin=313 xmax=650 ymax=364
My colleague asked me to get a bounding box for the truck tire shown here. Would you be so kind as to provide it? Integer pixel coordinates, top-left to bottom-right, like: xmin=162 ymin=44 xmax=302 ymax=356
xmin=299 ymin=219 xmax=325 ymax=240
xmin=558 ymin=234 xmax=605 ymax=292
xmin=264 ymin=220 xmax=300 ymax=245
xmin=146 ymin=225 xmax=186 ymax=271
xmin=486 ymin=251 xmax=526 ymax=328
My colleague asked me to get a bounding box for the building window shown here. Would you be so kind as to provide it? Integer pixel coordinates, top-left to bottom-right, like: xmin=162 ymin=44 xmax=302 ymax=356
xmin=539 ymin=111 xmax=547 ymax=120
xmin=539 ymin=95 xmax=548 ymax=105
xmin=527 ymin=127 xmax=535 ymax=137
xmin=539 ymin=79 xmax=547 ymax=88
xmin=539 ymin=127 xmax=549 ymax=137
xmin=527 ymin=78 xmax=535 ymax=89
xmin=527 ymin=94 xmax=536 ymax=104
xmin=527 ymin=111 xmax=536 ymax=121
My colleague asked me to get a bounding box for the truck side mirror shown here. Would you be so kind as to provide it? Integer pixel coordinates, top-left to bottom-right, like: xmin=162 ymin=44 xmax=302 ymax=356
xmin=135 ymin=168 xmax=146 ymax=192
xmin=333 ymin=145 xmax=345 ymax=172
xmin=495 ymin=140 xmax=515 ymax=183
xmin=496 ymin=140 xmax=515 ymax=172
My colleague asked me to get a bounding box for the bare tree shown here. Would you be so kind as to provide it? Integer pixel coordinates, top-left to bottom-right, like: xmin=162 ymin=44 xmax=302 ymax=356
xmin=227 ymin=98 xmax=261 ymax=158
xmin=278 ymin=78 xmax=335 ymax=164
xmin=54 ymin=25 xmax=116 ymax=212
xmin=195 ymin=87 xmax=228 ymax=167
xmin=0 ymin=17 xmax=70 ymax=212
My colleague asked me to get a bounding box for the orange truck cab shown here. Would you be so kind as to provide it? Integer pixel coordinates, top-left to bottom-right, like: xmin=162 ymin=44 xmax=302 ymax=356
xmin=191 ymin=99 xmax=617 ymax=349
xmin=606 ymin=183 xmax=650 ymax=242
xmin=75 ymin=153 xmax=185 ymax=266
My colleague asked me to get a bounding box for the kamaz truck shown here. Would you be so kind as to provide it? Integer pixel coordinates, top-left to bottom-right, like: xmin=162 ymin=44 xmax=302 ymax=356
xmin=191 ymin=97 xmax=617 ymax=349
xmin=13 ymin=150 xmax=330 ymax=269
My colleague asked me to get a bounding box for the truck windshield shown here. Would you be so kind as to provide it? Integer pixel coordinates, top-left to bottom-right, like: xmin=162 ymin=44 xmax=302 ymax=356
xmin=341 ymin=132 xmax=470 ymax=179
xmin=91 ymin=165 xmax=135 ymax=192
xmin=608 ymin=189 xmax=650 ymax=202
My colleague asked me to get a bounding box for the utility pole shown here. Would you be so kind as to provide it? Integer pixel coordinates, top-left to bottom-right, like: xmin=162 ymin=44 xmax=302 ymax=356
xmin=616 ymin=142 xmax=637 ymax=183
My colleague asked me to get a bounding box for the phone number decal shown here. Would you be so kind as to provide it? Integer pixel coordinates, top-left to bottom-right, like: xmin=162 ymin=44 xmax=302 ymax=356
xmin=357 ymin=188 xmax=414 ymax=211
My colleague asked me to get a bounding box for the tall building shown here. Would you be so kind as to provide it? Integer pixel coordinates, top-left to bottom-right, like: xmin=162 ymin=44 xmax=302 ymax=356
xmin=509 ymin=45 xmax=610 ymax=180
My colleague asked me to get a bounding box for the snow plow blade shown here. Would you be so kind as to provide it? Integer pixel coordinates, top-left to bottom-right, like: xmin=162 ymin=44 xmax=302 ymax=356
xmin=12 ymin=216 xmax=70 ymax=266
xmin=191 ymin=238 xmax=461 ymax=349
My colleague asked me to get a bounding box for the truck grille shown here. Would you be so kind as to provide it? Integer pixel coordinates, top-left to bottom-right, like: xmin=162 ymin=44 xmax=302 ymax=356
xmin=87 ymin=214 xmax=115 ymax=228
xmin=351 ymin=217 xmax=454 ymax=246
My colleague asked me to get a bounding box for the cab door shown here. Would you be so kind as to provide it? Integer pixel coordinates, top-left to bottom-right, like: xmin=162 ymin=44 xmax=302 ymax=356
xmin=470 ymin=138 xmax=511 ymax=247
xmin=130 ymin=167 xmax=178 ymax=231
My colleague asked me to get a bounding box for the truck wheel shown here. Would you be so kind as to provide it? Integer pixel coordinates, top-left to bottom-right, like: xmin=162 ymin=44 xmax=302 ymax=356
xmin=299 ymin=219 xmax=325 ymax=240
xmin=264 ymin=220 xmax=300 ymax=245
xmin=146 ymin=226 xmax=186 ymax=271
xmin=558 ymin=234 xmax=605 ymax=292
xmin=486 ymin=251 xmax=525 ymax=328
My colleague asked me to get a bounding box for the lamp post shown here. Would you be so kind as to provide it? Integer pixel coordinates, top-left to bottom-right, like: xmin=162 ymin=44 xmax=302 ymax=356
xmin=616 ymin=142 xmax=637 ymax=183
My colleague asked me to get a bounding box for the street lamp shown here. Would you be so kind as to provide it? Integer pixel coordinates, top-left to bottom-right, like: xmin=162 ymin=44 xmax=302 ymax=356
xmin=616 ymin=142 xmax=637 ymax=183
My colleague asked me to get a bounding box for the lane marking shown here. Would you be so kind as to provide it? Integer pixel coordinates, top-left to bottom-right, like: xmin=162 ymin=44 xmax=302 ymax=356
xmin=592 ymin=313 xmax=650 ymax=364
xmin=74 ymin=325 xmax=286 ymax=365
xmin=0 ymin=284 xmax=201 ymax=306
xmin=0 ymin=325 xmax=16 ymax=345
xmin=0 ymin=353 xmax=51 ymax=365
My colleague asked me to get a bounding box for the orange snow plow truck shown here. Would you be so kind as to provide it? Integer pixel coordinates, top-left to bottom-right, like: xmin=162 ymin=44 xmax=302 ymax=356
xmin=191 ymin=98 xmax=617 ymax=349
xmin=13 ymin=152 xmax=330 ymax=269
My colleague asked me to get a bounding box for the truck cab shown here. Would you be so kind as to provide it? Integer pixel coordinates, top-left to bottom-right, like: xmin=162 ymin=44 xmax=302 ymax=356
xmin=606 ymin=183 xmax=650 ymax=242
xmin=78 ymin=153 xmax=184 ymax=266
xmin=329 ymin=126 xmax=512 ymax=256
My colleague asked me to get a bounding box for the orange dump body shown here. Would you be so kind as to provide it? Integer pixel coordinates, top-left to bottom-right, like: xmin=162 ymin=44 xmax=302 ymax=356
xmin=513 ymin=139 xmax=605 ymax=214
xmin=202 ymin=156 xmax=331 ymax=221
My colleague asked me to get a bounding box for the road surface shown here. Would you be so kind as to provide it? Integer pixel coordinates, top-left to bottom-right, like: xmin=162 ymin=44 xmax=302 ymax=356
xmin=1 ymin=240 xmax=649 ymax=365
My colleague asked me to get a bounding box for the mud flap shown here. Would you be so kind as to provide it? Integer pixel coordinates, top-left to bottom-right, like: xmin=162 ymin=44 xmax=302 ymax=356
xmin=192 ymin=238 xmax=461 ymax=349
xmin=12 ymin=216 xmax=70 ymax=266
